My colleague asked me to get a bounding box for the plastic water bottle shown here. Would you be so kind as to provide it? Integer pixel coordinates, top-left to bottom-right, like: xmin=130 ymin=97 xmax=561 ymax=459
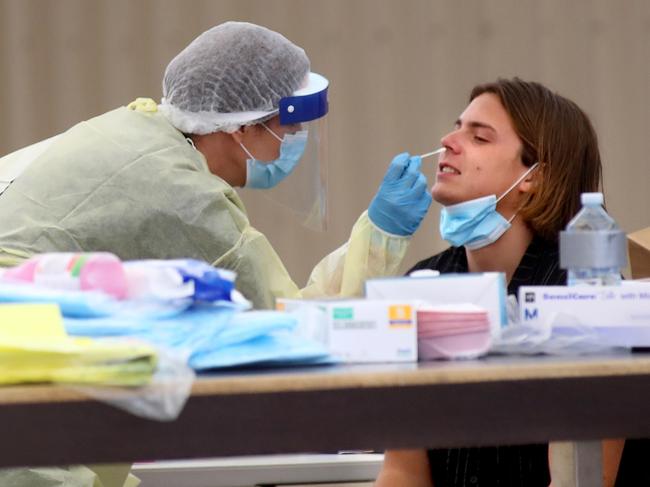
xmin=3 ymin=252 xmax=129 ymax=299
xmin=560 ymin=192 xmax=627 ymax=286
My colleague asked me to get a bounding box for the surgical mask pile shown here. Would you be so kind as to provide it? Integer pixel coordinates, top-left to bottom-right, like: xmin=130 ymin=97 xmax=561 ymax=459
xmin=439 ymin=163 xmax=539 ymax=249
xmin=242 ymin=123 xmax=308 ymax=189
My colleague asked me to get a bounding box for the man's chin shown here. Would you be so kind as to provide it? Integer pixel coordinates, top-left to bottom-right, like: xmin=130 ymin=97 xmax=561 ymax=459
xmin=431 ymin=187 xmax=457 ymax=207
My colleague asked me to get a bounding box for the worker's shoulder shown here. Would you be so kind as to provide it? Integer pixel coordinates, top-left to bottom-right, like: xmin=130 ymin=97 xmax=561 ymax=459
xmin=52 ymin=103 xmax=208 ymax=176
xmin=81 ymin=103 xmax=188 ymax=154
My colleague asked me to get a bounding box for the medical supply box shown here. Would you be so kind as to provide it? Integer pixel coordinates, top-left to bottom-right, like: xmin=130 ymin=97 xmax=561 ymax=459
xmin=365 ymin=272 xmax=507 ymax=338
xmin=519 ymin=282 xmax=650 ymax=347
xmin=277 ymin=298 xmax=417 ymax=363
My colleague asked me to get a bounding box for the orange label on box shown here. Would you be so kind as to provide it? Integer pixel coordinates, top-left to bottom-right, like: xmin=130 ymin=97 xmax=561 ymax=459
xmin=388 ymin=304 xmax=413 ymax=326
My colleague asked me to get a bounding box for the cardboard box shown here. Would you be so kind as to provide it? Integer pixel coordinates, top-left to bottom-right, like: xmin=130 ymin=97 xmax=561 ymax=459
xmin=365 ymin=273 xmax=507 ymax=338
xmin=277 ymin=299 xmax=417 ymax=363
xmin=628 ymin=227 xmax=650 ymax=279
xmin=519 ymin=283 xmax=650 ymax=347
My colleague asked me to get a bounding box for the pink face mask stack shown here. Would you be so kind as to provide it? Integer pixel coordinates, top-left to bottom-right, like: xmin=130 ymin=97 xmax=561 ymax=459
xmin=417 ymin=303 xmax=492 ymax=360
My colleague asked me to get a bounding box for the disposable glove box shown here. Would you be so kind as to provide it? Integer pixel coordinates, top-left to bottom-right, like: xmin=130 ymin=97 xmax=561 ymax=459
xmin=519 ymin=282 xmax=650 ymax=347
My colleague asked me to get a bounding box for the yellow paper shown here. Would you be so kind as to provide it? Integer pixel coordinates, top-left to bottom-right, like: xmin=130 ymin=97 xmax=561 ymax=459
xmin=0 ymin=303 xmax=157 ymax=386
xmin=0 ymin=303 xmax=66 ymax=339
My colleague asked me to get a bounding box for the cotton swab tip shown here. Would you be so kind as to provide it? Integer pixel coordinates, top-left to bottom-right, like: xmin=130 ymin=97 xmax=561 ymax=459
xmin=420 ymin=147 xmax=446 ymax=159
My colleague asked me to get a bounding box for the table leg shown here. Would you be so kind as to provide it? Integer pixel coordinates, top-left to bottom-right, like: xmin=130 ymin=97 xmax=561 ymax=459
xmin=574 ymin=441 xmax=603 ymax=487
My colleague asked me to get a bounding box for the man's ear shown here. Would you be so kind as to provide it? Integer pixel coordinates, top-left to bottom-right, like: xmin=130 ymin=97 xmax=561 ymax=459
xmin=519 ymin=163 xmax=544 ymax=194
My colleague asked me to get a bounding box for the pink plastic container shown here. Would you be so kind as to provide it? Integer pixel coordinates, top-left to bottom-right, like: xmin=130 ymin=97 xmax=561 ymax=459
xmin=4 ymin=252 xmax=128 ymax=299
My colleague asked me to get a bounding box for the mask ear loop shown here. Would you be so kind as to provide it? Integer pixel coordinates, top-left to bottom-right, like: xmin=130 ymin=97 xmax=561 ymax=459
xmin=261 ymin=122 xmax=284 ymax=142
xmin=239 ymin=142 xmax=255 ymax=160
xmin=241 ymin=122 xmax=284 ymax=160
xmin=496 ymin=163 xmax=540 ymax=204
xmin=496 ymin=162 xmax=540 ymax=223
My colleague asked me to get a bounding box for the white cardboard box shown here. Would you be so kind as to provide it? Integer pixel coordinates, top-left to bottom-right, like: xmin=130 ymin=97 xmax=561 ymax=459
xmin=519 ymin=282 xmax=650 ymax=347
xmin=365 ymin=273 xmax=507 ymax=338
xmin=277 ymin=299 xmax=417 ymax=363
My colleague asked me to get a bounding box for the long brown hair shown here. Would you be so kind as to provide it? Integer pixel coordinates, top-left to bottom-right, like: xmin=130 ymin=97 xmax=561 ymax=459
xmin=470 ymin=78 xmax=602 ymax=241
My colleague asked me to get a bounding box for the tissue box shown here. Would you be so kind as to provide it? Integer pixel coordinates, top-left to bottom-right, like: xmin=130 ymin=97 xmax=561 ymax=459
xmin=628 ymin=227 xmax=650 ymax=279
xmin=277 ymin=299 xmax=417 ymax=363
xmin=365 ymin=273 xmax=507 ymax=339
xmin=519 ymin=283 xmax=650 ymax=347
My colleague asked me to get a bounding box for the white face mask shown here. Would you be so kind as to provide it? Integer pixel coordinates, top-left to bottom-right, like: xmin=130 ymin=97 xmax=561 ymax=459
xmin=439 ymin=163 xmax=539 ymax=249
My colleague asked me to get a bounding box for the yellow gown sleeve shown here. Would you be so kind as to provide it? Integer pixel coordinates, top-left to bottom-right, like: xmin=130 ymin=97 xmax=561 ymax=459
xmin=216 ymin=210 xmax=410 ymax=308
xmin=301 ymin=210 xmax=410 ymax=298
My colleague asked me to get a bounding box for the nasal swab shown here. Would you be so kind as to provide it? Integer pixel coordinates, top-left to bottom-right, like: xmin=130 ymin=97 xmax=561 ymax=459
xmin=420 ymin=147 xmax=446 ymax=159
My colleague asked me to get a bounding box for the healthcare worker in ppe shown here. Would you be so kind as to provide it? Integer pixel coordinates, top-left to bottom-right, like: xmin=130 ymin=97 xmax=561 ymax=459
xmin=0 ymin=21 xmax=431 ymax=487
xmin=0 ymin=21 xmax=432 ymax=310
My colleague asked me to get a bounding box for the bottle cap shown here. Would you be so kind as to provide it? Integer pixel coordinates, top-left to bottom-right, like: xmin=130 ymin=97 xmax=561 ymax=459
xmin=581 ymin=192 xmax=604 ymax=206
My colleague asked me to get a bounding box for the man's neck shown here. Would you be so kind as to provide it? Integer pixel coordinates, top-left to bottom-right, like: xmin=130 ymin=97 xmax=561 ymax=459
xmin=465 ymin=220 xmax=534 ymax=284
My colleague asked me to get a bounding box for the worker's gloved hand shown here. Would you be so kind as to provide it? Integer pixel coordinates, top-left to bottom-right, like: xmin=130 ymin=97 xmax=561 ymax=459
xmin=368 ymin=152 xmax=432 ymax=236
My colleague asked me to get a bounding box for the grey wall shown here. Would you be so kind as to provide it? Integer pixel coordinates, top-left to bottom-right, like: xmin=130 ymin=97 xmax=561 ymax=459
xmin=1 ymin=0 xmax=648 ymax=285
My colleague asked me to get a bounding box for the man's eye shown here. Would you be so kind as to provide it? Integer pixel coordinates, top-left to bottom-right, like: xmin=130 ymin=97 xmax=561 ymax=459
xmin=474 ymin=136 xmax=489 ymax=143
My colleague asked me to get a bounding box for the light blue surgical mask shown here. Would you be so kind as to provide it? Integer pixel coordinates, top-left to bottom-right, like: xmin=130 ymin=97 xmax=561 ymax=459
xmin=241 ymin=123 xmax=308 ymax=189
xmin=439 ymin=163 xmax=539 ymax=249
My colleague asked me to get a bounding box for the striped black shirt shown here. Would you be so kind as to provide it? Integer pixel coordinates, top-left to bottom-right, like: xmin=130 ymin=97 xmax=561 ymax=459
xmin=614 ymin=439 xmax=650 ymax=485
xmin=408 ymin=235 xmax=566 ymax=487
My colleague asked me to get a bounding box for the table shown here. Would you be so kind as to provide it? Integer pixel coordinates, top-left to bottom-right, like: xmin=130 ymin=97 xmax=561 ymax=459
xmin=2 ymin=353 xmax=650 ymax=484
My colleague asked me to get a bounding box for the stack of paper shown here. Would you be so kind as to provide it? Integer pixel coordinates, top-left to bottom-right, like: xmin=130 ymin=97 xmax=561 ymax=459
xmin=0 ymin=303 xmax=156 ymax=386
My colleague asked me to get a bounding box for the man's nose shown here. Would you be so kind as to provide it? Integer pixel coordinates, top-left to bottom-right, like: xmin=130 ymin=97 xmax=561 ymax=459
xmin=440 ymin=130 xmax=461 ymax=154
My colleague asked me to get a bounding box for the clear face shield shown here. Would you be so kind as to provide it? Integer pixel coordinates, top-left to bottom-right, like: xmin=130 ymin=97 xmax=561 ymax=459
xmin=258 ymin=72 xmax=329 ymax=231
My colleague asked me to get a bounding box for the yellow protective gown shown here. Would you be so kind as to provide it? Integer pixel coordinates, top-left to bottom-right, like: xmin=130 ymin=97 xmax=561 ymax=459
xmin=0 ymin=98 xmax=410 ymax=308
xmin=0 ymin=99 xmax=410 ymax=485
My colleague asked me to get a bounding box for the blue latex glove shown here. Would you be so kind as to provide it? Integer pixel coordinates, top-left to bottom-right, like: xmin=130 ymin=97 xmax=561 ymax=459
xmin=368 ymin=152 xmax=432 ymax=236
